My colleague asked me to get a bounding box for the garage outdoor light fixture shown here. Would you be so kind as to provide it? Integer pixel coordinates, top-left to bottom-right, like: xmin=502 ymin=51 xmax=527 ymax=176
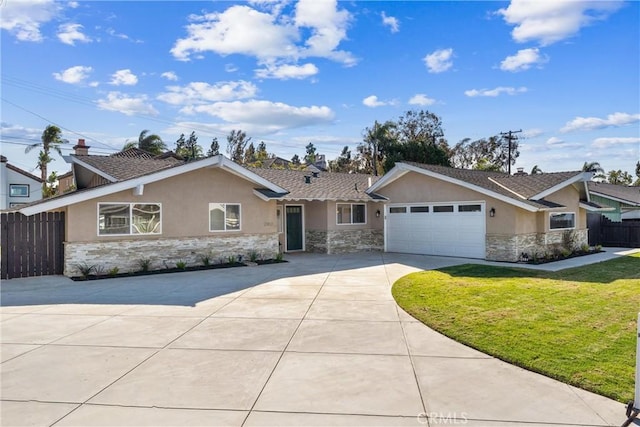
xmin=376 ymin=209 xmax=381 ymax=218
xmin=489 ymin=207 xmax=496 ymax=217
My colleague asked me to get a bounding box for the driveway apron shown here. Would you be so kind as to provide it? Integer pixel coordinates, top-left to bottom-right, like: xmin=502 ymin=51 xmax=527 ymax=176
xmin=1 ymin=253 xmax=630 ymax=426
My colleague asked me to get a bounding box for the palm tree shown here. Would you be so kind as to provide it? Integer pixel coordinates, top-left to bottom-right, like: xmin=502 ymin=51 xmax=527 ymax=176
xmin=362 ymin=120 xmax=395 ymax=176
xmin=582 ymin=161 xmax=605 ymax=181
xmin=25 ymin=125 xmax=66 ymax=192
xmin=123 ymin=130 xmax=166 ymax=155
xmin=530 ymin=165 xmax=543 ymax=174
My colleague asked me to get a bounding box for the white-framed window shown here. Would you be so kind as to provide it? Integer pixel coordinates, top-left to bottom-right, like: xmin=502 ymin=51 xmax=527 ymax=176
xmin=433 ymin=205 xmax=454 ymax=213
xmin=389 ymin=206 xmax=407 ymax=214
xmin=549 ymin=212 xmax=575 ymax=230
xmin=209 ymin=203 xmax=241 ymax=231
xmin=276 ymin=206 xmax=283 ymax=233
xmin=98 ymin=203 xmax=162 ymax=236
xmin=337 ymin=203 xmax=366 ymax=225
xmin=458 ymin=204 xmax=482 ymax=213
xmin=9 ymin=184 xmax=29 ymax=197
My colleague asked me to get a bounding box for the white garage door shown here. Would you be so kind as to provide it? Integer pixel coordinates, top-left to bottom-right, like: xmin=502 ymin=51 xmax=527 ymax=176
xmin=385 ymin=202 xmax=486 ymax=259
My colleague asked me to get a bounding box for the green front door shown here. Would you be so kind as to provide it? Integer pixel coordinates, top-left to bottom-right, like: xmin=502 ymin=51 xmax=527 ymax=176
xmin=286 ymin=206 xmax=303 ymax=251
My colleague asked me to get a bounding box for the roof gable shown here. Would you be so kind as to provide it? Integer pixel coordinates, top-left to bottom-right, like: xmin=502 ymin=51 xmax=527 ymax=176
xmin=367 ymin=162 xmax=588 ymax=212
xmin=1 ymin=156 xmax=43 ymax=183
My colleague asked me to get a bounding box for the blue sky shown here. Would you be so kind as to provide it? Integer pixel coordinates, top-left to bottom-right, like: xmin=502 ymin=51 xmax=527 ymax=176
xmin=1 ymin=0 xmax=639 ymax=178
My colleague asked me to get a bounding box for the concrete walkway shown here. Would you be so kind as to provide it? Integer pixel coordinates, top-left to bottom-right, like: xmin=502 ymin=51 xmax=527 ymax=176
xmin=1 ymin=251 xmax=635 ymax=426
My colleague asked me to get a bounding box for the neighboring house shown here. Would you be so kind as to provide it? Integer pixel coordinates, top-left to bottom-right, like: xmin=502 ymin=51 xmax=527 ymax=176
xmin=367 ymin=163 xmax=606 ymax=262
xmin=57 ymin=171 xmax=74 ymax=194
xmin=587 ymin=181 xmax=640 ymax=221
xmin=0 ymin=155 xmax=43 ymax=210
xmin=15 ymin=143 xmax=607 ymax=276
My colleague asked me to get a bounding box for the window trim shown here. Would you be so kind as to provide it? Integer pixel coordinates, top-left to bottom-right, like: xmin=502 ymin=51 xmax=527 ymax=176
xmin=97 ymin=202 xmax=162 ymax=236
xmin=9 ymin=184 xmax=29 ymax=198
xmin=336 ymin=203 xmax=367 ymax=225
xmin=209 ymin=202 xmax=242 ymax=232
xmin=549 ymin=212 xmax=576 ymax=230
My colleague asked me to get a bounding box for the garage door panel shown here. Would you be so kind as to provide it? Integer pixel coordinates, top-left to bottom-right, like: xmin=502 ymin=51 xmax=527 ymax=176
xmin=386 ymin=203 xmax=485 ymax=259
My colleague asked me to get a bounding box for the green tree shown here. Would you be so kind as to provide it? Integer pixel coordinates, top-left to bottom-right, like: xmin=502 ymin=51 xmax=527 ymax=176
xmin=607 ymin=169 xmax=633 ymax=185
xmin=634 ymin=161 xmax=640 ymax=186
xmin=176 ymin=131 xmax=203 ymax=161
xmin=123 ymin=130 xmax=166 ymax=154
xmin=255 ymin=141 xmax=269 ymax=165
xmin=226 ymin=130 xmax=251 ymax=163
xmin=329 ymin=146 xmax=353 ymax=173
xmin=244 ymin=142 xmax=257 ymax=165
xmin=291 ymin=154 xmax=301 ymax=166
xmin=304 ymin=142 xmax=317 ymax=165
xmin=25 ymin=125 xmax=66 ymax=192
xmin=582 ymin=161 xmax=606 ymax=181
xmin=42 ymin=171 xmax=58 ymax=198
xmin=450 ymin=136 xmax=519 ymax=173
xmin=358 ymin=120 xmax=395 ymax=175
xmin=382 ymin=110 xmax=450 ymax=172
xmin=207 ymin=137 xmax=220 ymax=157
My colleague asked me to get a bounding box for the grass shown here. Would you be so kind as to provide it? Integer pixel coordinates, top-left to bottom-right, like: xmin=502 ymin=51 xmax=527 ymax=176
xmin=392 ymin=253 xmax=640 ymax=403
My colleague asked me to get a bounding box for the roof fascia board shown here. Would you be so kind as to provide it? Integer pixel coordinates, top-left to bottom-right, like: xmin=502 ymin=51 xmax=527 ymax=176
xmin=579 ymin=202 xmax=615 ymax=212
xmin=589 ymin=191 xmax=640 ymax=206
xmin=487 ymin=177 xmax=526 ymax=199
xmin=532 ymin=172 xmax=591 ymax=199
xmin=374 ymin=163 xmax=538 ymax=212
xmin=69 ymin=156 xmax=118 ymax=182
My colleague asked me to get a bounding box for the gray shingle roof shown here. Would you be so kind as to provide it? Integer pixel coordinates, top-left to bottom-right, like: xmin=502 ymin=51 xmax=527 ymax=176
xmin=403 ymin=163 xmax=583 ymax=209
xmin=249 ymin=167 xmax=383 ymax=201
xmin=587 ymin=181 xmax=640 ymax=205
xmin=74 ymin=148 xmax=184 ymax=181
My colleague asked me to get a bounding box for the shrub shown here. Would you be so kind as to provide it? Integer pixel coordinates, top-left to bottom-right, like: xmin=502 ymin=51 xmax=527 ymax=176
xmin=562 ymin=230 xmax=577 ymax=251
xmin=75 ymin=262 xmax=96 ymax=278
xmin=581 ymin=244 xmax=590 ymax=253
xmin=137 ymin=258 xmax=152 ymax=272
xmin=108 ymin=267 xmax=119 ymax=277
xmin=227 ymin=255 xmax=237 ymax=264
xmin=176 ymin=260 xmax=187 ymax=270
xmin=198 ymin=253 xmax=212 ymax=266
xmin=275 ymin=252 xmax=284 ymax=262
xmin=248 ymin=250 xmax=259 ymax=263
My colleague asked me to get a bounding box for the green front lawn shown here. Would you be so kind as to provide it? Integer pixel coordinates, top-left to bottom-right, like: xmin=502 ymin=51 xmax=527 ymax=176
xmin=392 ymin=253 xmax=640 ymax=402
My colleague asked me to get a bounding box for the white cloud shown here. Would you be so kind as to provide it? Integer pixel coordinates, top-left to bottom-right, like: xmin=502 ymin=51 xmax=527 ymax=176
xmin=225 ymin=64 xmax=239 ymax=73
xmin=561 ymin=112 xmax=640 ymax=133
xmin=161 ymin=71 xmax=179 ymax=81
xmin=181 ymin=100 xmax=334 ymax=134
xmin=52 ymin=65 xmax=93 ymax=84
xmin=96 ymin=92 xmax=158 ymax=116
xmin=522 ymin=128 xmax=543 ymax=138
xmin=68 ymin=1 xmax=79 ymax=8
xmin=109 ymin=69 xmax=138 ymax=86
xmin=381 ymin=11 xmax=399 ymax=33
xmin=171 ymin=5 xmax=298 ymax=61
xmin=464 ymin=86 xmax=528 ymax=97
xmin=592 ymin=137 xmax=640 ymax=149
xmin=408 ymin=94 xmax=436 ymax=106
xmin=157 ymin=81 xmax=258 ymax=105
xmin=171 ymin=1 xmax=355 ymax=67
xmin=497 ymin=0 xmax=623 ymax=46
xmin=255 ymin=62 xmax=319 ymax=80
xmin=500 ymin=48 xmax=547 ymax=72
xmin=57 ymin=23 xmax=92 ymax=45
xmin=546 ymin=136 xmax=564 ymax=145
xmin=423 ymin=48 xmax=454 ymax=73
xmin=0 ymin=0 xmax=60 ymax=42
xmin=362 ymin=95 xmax=390 ymax=108
xmin=106 ymin=28 xmax=143 ymax=44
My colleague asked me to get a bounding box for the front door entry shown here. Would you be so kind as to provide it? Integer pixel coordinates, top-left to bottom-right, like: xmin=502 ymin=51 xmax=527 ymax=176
xmin=285 ymin=206 xmax=303 ymax=251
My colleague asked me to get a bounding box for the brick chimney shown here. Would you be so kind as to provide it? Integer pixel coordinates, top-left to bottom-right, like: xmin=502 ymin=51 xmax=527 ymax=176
xmin=73 ymin=139 xmax=90 ymax=156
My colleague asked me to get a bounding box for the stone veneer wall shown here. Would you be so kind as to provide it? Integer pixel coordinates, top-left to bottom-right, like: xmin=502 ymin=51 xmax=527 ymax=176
xmin=64 ymin=233 xmax=279 ymax=276
xmin=305 ymin=229 xmax=384 ymax=254
xmin=486 ymin=229 xmax=588 ymax=262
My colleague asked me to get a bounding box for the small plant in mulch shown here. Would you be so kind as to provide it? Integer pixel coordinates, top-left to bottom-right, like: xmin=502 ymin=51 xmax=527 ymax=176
xmin=74 ymin=262 xmax=97 ymax=279
xmin=523 ymin=245 xmax=603 ymax=265
xmin=198 ymin=253 xmax=213 ymax=266
xmin=176 ymin=260 xmax=187 ymax=270
xmin=137 ymin=258 xmax=152 ymax=272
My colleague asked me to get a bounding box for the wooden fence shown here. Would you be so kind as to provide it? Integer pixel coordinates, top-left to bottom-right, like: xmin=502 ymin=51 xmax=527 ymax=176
xmin=0 ymin=212 xmax=65 ymax=279
xmin=587 ymin=213 xmax=640 ymax=248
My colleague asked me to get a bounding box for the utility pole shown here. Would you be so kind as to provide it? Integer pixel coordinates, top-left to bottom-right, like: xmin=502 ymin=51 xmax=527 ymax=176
xmin=500 ymin=129 xmax=522 ymax=175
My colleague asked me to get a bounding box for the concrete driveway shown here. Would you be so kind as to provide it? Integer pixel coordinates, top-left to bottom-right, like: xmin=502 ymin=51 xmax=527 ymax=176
xmin=0 ymin=252 xmax=631 ymax=426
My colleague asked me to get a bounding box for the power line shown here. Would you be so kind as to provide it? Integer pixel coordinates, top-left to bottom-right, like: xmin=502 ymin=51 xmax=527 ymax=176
xmin=500 ymin=129 xmax=522 ymax=175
